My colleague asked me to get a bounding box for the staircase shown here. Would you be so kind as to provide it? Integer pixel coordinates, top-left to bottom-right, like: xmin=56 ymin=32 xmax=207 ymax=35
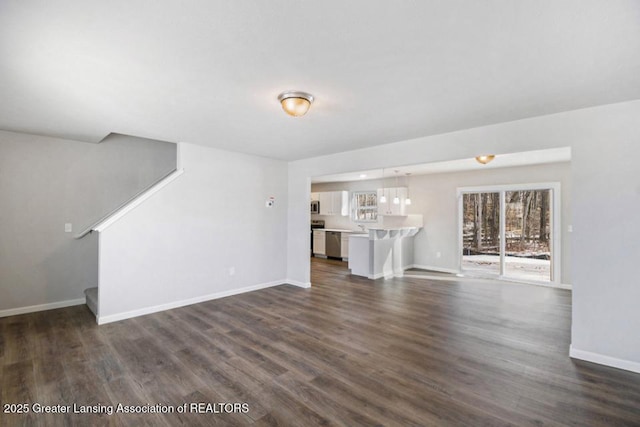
xmin=85 ymin=287 xmax=98 ymax=317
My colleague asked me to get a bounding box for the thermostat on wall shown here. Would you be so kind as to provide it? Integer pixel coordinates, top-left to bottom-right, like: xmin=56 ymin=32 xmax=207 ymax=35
xmin=266 ymin=196 xmax=275 ymax=207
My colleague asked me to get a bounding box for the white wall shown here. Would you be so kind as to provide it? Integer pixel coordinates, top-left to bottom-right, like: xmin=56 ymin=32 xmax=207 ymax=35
xmin=97 ymin=142 xmax=289 ymax=322
xmin=0 ymin=131 xmax=176 ymax=314
xmin=288 ymin=100 xmax=640 ymax=372
xmin=312 ymin=162 xmax=572 ymax=284
xmin=571 ymin=106 xmax=640 ymax=370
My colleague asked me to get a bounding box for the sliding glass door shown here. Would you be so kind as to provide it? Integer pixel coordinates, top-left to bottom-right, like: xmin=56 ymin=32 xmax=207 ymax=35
xmin=504 ymin=190 xmax=551 ymax=282
xmin=459 ymin=184 xmax=559 ymax=284
xmin=461 ymin=192 xmax=501 ymax=276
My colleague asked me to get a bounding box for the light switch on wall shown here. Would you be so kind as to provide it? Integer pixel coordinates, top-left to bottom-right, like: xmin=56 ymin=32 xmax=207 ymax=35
xmin=64 ymin=223 xmax=72 ymax=233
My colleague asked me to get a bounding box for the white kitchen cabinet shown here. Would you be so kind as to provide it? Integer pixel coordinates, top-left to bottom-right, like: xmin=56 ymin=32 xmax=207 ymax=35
xmin=310 ymin=192 xmax=319 ymax=201
xmin=341 ymin=233 xmax=349 ymax=259
xmin=318 ymin=191 xmax=348 ymax=216
xmin=377 ymin=187 xmax=408 ymax=216
xmin=334 ymin=191 xmax=349 ymax=216
xmin=318 ymin=192 xmax=331 ymax=215
xmin=313 ymin=230 xmax=326 ymax=255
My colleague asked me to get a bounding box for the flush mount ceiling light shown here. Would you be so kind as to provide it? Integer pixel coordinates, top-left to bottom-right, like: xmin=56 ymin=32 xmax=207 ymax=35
xmin=278 ymin=91 xmax=314 ymax=117
xmin=475 ymin=154 xmax=496 ymax=165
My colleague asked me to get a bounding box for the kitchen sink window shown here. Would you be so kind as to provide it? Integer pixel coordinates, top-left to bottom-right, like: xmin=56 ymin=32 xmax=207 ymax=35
xmin=352 ymin=191 xmax=378 ymax=222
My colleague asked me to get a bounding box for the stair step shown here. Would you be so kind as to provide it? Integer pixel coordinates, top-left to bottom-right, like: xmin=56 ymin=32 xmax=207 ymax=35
xmin=85 ymin=287 xmax=98 ymax=317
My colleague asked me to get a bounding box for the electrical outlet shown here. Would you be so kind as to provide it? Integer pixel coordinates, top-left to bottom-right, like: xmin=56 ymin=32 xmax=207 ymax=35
xmin=436 ymin=251 xmax=441 ymax=258
xmin=64 ymin=223 xmax=72 ymax=233
xmin=229 ymin=267 xmax=235 ymax=276
xmin=567 ymin=225 xmax=573 ymax=233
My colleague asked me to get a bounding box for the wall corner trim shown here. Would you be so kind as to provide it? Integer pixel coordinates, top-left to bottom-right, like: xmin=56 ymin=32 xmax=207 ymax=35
xmin=92 ymin=168 xmax=185 ymax=233
xmin=570 ymin=345 xmax=640 ymax=374
xmin=285 ymin=279 xmax=311 ymax=288
xmin=0 ymin=298 xmax=87 ymax=318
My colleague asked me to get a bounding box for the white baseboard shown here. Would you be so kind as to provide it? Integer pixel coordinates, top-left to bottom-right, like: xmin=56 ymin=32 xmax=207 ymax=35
xmin=0 ymin=297 xmax=86 ymax=318
xmin=411 ymin=265 xmax=572 ymax=289
xmin=411 ymin=264 xmax=460 ymax=274
xmin=285 ymin=279 xmax=311 ymax=288
xmin=570 ymin=345 xmax=640 ymax=374
xmin=498 ymin=277 xmax=572 ymax=290
xmin=367 ymin=264 xmax=416 ymax=280
xmin=97 ymin=279 xmax=288 ymax=325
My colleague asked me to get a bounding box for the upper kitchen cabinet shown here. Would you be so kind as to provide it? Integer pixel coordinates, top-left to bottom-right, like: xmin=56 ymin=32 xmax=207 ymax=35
xmin=310 ymin=192 xmax=319 ymax=202
xmin=377 ymin=187 xmax=409 ymax=216
xmin=319 ymin=191 xmax=349 ymax=216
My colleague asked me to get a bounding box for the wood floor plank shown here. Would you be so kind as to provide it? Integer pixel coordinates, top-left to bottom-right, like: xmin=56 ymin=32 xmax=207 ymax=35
xmin=1 ymin=257 xmax=639 ymax=426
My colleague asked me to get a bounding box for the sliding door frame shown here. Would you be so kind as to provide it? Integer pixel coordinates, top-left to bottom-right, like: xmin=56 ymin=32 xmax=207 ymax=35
xmin=457 ymin=182 xmax=562 ymax=287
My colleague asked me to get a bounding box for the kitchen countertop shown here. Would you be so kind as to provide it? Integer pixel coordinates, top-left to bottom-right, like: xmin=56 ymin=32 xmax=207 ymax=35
xmin=319 ymin=227 xmax=420 ymax=231
xmin=367 ymin=227 xmax=420 ymax=231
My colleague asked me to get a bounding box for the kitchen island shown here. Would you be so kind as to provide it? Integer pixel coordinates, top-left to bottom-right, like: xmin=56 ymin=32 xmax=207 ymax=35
xmin=348 ymin=227 xmax=420 ymax=279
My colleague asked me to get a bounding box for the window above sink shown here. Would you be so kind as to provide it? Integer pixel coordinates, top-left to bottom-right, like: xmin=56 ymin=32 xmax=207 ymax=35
xmin=352 ymin=191 xmax=378 ymax=222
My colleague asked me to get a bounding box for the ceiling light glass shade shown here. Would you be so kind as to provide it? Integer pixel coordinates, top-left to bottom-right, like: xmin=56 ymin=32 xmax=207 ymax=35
xmin=405 ymin=198 xmax=412 ymax=205
xmin=475 ymin=155 xmax=495 ymax=165
xmin=393 ymin=197 xmax=400 ymax=205
xmin=380 ymin=195 xmax=387 ymax=203
xmin=278 ymin=91 xmax=314 ymax=117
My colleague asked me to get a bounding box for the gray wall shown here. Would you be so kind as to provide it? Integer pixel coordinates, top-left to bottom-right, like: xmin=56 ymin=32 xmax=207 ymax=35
xmin=0 ymin=130 xmax=176 ymax=312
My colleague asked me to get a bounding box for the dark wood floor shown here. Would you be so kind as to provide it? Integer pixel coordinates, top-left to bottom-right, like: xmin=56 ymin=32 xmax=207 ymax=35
xmin=1 ymin=258 xmax=639 ymax=426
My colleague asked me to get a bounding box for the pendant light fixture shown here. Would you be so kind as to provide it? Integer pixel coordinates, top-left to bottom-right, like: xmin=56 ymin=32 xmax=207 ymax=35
xmin=278 ymin=91 xmax=314 ymax=117
xmin=379 ymin=168 xmax=387 ymax=203
xmin=393 ymin=170 xmax=400 ymax=205
xmin=475 ymin=154 xmax=495 ymax=165
xmin=404 ymin=173 xmax=412 ymax=205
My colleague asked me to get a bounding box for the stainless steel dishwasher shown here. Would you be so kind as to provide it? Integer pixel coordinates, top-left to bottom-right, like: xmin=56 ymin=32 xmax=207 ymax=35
xmin=325 ymin=231 xmax=342 ymax=258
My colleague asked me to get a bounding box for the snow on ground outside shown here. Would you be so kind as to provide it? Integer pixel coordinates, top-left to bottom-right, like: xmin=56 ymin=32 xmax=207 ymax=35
xmin=462 ymin=255 xmax=550 ymax=282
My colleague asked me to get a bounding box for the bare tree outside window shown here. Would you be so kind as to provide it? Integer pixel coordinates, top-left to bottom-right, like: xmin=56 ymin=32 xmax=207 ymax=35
xmin=353 ymin=191 xmax=378 ymax=222
xmin=462 ymin=189 xmax=551 ymax=281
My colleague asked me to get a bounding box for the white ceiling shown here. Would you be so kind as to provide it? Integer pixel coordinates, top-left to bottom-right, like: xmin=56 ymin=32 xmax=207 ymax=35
xmin=1 ymin=1 xmax=639 ymax=160
xmin=311 ymin=147 xmax=572 ymax=183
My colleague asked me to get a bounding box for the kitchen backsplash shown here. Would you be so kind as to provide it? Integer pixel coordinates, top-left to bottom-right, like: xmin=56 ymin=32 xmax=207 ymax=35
xmin=310 ymin=213 xmax=368 ymax=230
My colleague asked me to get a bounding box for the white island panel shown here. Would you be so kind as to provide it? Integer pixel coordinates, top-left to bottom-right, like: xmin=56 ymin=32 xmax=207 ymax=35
xmin=348 ymin=234 xmax=370 ymax=277
xmin=348 ymin=227 xmax=420 ymax=279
